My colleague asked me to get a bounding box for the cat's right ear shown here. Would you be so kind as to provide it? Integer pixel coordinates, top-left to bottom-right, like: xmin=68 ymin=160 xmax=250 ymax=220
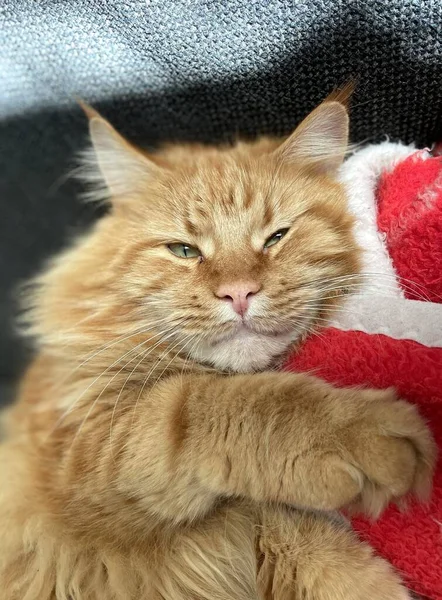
xmin=78 ymin=101 xmax=160 ymax=201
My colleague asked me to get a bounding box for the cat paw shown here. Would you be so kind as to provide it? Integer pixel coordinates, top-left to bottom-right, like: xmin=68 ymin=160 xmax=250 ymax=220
xmin=339 ymin=388 xmax=436 ymax=517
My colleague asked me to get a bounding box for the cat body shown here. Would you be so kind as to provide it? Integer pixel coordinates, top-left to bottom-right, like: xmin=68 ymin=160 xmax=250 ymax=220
xmin=0 ymin=98 xmax=435 ymax=599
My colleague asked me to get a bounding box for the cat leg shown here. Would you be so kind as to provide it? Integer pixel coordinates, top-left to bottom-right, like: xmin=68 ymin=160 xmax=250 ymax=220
xmin=257 ymin=505 xmax=410 ymax=600
xmin=151 ymin=503 xmax=262 ymax=600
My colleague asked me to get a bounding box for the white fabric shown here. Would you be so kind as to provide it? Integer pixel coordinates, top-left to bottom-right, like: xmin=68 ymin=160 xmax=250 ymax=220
xmin=332 ymin=295 xmax=442 ymax=347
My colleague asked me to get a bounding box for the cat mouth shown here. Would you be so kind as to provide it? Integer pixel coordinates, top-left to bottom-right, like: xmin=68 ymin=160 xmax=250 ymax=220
xmin=213 ymin=319 xmax=297 ymax=342
xmin=240 ymin=323 xmax=288 ymax=337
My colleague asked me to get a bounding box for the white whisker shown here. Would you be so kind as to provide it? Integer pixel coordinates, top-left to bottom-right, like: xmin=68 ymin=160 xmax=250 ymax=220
xmin=125 ymin=333 xmax=198 ymax=446
xmin=70 ymin=327 xmax=184 ymax=447
xmin=48 ymin=323 xmax=182 ymax=440
xmin=49 ymin=315 xmax=180 ymax=393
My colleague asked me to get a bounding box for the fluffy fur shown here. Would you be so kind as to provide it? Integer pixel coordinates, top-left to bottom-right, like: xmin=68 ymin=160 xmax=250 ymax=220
xmin=0 ymin=97 xmax=436 ymax=600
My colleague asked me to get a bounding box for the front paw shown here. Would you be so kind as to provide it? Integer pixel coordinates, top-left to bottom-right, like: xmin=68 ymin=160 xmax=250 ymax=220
xmin=287 ymin=388 xmax=436 ymax=516
xmin=339 ymin=388 xmax=436 ymax=517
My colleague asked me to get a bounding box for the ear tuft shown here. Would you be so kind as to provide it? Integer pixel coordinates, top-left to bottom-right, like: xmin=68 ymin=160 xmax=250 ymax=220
xmin=76 ymin=98 xmax=102 ymax=121
xmin=323 ymin=80 xmax=355 ymax=108
xmin=275 ymin=100 xmax=350 ymax=175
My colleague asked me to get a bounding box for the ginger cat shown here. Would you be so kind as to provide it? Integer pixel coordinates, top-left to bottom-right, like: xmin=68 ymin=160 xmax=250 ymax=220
xmin=0 ymin=97 xmax=435 ymax=600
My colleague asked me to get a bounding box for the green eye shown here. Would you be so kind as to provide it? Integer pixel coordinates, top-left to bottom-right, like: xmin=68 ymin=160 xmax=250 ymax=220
xmin=264 ymin=228 xmax=289 ymax=249
xmin=168 ymin=243 xmax=201 ymax=259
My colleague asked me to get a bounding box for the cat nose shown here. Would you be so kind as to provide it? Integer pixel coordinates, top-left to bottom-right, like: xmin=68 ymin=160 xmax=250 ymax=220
xmin=216 ymin=281 xmax=261 ymax=316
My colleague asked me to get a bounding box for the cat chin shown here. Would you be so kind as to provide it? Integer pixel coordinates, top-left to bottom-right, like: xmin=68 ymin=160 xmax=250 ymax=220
xmin=188 ymin=328 xmax=299 ymax=373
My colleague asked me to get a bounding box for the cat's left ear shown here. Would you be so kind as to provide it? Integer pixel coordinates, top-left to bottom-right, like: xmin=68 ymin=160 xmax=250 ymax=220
xmin=79 ymin=101 xmax=161 ymax=200
xmin=274 ymin=100 xmax=349 ymax=175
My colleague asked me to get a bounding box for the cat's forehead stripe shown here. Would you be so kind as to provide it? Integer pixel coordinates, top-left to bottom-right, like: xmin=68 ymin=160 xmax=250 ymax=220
xmin=184 ymin=217 xmax=198 ymax=236
xmin=263 ymin=201 xmax=274 ymax=227
xmin=242 ymin=185 xmax=254 ymax=210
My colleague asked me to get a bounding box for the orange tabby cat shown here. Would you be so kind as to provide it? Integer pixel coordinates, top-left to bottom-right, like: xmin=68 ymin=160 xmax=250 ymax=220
xmin=0 ymin=97 xmax=435 ymax=600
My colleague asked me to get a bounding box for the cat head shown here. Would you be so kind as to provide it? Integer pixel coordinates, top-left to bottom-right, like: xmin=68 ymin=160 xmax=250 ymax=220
xmin=28 ymin=98 xmax=359 ymax=374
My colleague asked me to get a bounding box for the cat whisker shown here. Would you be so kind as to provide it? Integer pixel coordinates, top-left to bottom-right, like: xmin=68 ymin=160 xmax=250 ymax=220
xmin=49 ymin=322 xmax=186 ymax=440
xmin=299 ymin=283 xmax=412 ymax=301
xmin=179 ymin=335 xmax=203 ymax=383
xmin=289 ymin=318 xmax=327 ymax=342
xmin=124 ymin=333 xmax=199 ymax=448
xmin=299 ymin=271 xmax=435 ymax=302
xmin=70 ymin=327 xmax=186 ymax=448
xmin=152 ymin=333 xmax=200 ymax=391
xmin=109 ymin=328 xmax=198 ymax=455
xmin=301 ymin=305 xmax=364 ymax=319
xmin=109 ymin=344 xmax=158 ymax=461
xmin=50 ymin=315 xmax=181 ymax=392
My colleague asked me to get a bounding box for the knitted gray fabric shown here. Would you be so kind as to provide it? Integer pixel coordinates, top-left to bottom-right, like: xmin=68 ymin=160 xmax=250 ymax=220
xmin=1 ymin=0 xmax=442 ymax=394
xmin=3 ymin=0 xmax=442 ymax=144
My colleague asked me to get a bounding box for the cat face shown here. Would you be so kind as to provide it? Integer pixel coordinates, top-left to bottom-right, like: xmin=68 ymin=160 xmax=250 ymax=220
xmin=31 ymin=100 xmax=359 ymax=373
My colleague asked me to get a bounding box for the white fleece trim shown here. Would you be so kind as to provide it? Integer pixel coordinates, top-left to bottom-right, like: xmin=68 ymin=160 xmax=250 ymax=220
xmin=330 ymin=142 xmax=442 ymax=348
xmin=332 ymin=295 xmax=442 ymax=347
xmin=338 ymin=141 xmax=416 ymax=299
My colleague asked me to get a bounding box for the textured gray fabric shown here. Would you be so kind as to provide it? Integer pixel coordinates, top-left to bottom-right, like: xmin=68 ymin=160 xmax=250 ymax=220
xmin=1 ymin=0 xmax=442 ymax=389
xmin=3 ymin=0 xmax=442 ymax=143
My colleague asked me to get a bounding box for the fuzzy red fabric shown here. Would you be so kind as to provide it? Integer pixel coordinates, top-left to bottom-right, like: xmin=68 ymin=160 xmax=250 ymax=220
xmin=285 ymin=330 xmax=442 ymax=599
xmin=377 ymin=151 xmax=442 ymax=303
xmin=284 ymin=150 xmax=442 ymax=599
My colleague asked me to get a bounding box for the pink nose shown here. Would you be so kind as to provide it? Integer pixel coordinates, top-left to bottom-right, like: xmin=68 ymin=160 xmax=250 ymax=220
xmin=216 ymin=281 xmax=261 ymax=316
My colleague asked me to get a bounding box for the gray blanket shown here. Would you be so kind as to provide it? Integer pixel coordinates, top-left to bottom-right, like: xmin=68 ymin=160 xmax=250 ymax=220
xmin=1 ymin=0 xmax=442 ymax=403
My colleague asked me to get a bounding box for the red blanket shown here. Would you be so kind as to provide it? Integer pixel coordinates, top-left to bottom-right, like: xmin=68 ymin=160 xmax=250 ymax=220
xmin=285 ymin=147 xmax=442 ymax=599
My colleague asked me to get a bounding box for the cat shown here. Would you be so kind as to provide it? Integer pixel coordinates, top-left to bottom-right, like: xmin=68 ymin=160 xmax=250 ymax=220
xmin=0 ymin=95 xmax=435 ymax=600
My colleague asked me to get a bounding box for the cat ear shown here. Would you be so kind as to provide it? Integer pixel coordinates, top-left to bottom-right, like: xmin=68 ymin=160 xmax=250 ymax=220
xmin=79 ymin=101 xmax=159 ymax=200
xmin=275 ymin=101 xmax=349 ymax=175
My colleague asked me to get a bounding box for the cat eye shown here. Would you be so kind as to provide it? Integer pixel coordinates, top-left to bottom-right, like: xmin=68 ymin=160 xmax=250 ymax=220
xmin=168 ymin=243 xmax=202 ymax=259
xmin=264 ymin=228 xmax=289 ymax=249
